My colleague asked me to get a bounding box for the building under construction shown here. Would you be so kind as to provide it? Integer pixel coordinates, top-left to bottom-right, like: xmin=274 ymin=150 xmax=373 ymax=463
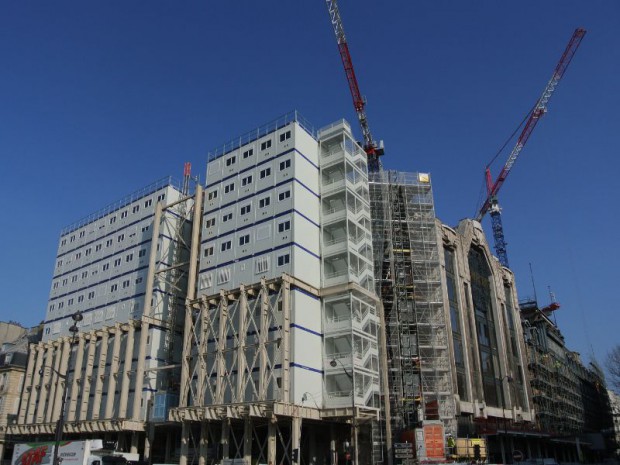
xmin=521 ymin=299 xmax=615 ymax=461
xmin=369 ymin=168 xmax=537 ymax=463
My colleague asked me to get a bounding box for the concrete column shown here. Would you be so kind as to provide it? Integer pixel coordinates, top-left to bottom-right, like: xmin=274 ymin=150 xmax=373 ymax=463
xmin=144 ymin=422 xmax=154 ymax=461
xmin=199 ymin=422 xmax=209 ymax=465
xmin=222 ymin=418 xmax=231 ymax=459
xmin=26 ymin=344 xmax=44 ymax=424
xmin=132 ymin=321 xmax=150 ymax=420
xmin=46 ymin=340 xmax=64 ymax=423
xmin=130 ymin=432 xmax=139 ymax=454
xmin=292 ymin=416 xmax=301 ymax=465
xmin=330 ymin=425 xmax=336 ymax=465
xmin=281 ymin=279 xmax=291 ymax=403
xmin=236 ymin=287 xmax=248 ymax=403
xmin=119 ymin=324 xmax=135 ymax=418
xmin=244 ymin=416 xmax=253 ymax=465
xmin=180 ymin=422 xmax=190 ymax=465
xmin=92 ymin=331 xmax=109 ymax=419
xmin=36 ymin=343 xmax=54 ymax=423
xmin=105 ymin=325 xmax=122 ymax=418
xmin=268 ymin=420 xmax=277 ymax=465
xmin=80 ymin=331 xmax=97 ymax=420
xmin=67 ymin=335 xmax=85 ymax=422
xmin=18 ymin=343 xmax=37 ymax=423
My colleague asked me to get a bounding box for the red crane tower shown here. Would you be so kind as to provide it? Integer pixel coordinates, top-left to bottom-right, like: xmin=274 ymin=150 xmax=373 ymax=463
xmin=476 ymin=28 xmax=586 ymax=267
xmin=325 ymin=0 xmax=384 ymax=172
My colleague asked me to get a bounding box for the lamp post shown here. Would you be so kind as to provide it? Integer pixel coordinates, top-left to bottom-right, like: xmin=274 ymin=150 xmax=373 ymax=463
xmin=330 ymin=358 xmax=357 ymax=465
xmin=49 ymin=311 xmax=83 ymax=465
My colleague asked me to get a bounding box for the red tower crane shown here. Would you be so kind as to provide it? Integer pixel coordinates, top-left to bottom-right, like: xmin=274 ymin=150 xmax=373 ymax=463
xmin=476 ymin=28 xmax=586 ymax=267
xmin=325 ymin=0 xmax=384 ymax=172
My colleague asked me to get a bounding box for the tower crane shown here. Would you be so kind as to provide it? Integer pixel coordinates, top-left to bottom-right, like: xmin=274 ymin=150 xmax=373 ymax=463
xmin=325 ymin=0 xmax=384 ymax=172
xmin=476 ymin=28 xmax=586 ymax=267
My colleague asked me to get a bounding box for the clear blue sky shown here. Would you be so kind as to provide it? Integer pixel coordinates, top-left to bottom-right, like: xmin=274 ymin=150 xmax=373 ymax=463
xmin=1 ymin=2 xmax=618 ymax=370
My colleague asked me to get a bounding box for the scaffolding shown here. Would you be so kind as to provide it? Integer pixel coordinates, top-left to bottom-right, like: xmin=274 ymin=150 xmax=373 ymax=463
xmin=369 ymin=170 xmax=456 ymax=444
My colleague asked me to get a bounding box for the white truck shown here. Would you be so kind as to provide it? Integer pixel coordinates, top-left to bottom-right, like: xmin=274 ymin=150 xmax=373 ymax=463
xmin=12 ymin=440 xmax=137 ymax=465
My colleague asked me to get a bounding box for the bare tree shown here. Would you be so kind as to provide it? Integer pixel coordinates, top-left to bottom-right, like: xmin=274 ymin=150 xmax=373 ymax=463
xmin=606 ymin=345 xmax=620 ymax=392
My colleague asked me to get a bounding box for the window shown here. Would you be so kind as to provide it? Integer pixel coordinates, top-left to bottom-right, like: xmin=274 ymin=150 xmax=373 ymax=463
xmin=122 ymin=280 xmax=130 ymax=289
xmin=62 ymin=279 xmax=68 ymax=286
xmin=255 ymin=256 xmax=270 ymax=273
xmin=144 ymin=199 xmax=153 ymax=208
xmin=85 ymin=248 xmax=92 ymax=256
xmin=82 ymin=271 xmax=88 ymax=279
xmin=70 ymin=235 xmax=76 ymax=243
xmin=205 ymin=217 xmax=216 ymax=228
xmin=278 ymin=220 xmax=291 ymax=232
xmin=239 ymin=234 xmax=250 ymax=246
xmin=114 ymin=258 xmax=121 ymax=267
xmin=61 ymin=239 xmax=67 ymax=246
xmin=58 ymin=302 xmax=64 ymax=309
xmin=121 ymin=210 xmax=128 ymax=219
xmin=117 ymin=234 xmax=125 ymax=243
xmin=72 ymin=275 xmax=78 ymax=283
xmin=88 ymin=291 xmax=95 ymax=300
xmin=57 ymin=260 xmax=63 ymax=268
xmin=106 ymin=239 xmax=113 ymax=247
xmin=49 ymin=304 xmax=55 ymax=312
xmin=221 ymin=240 xmax=232 ymax=252
xmin=242 ymin=175 xmax=253 ymax=186
xmin=53 ymin=282 xmax=59 ymax=289
xmin=279 ymin=159 xmax=291 ymax=170
xmin=133 ymin=205 xmax=140 ymax=213
xmin=208 ymin=190 xmax=218 ymax=200
xmin=243 ymin=148 xmax=254 ymax=159
xmin=260 ymin=140 xmax=272 ymax=151
xmin=224 ymin=183 xmax=235 ymax=194
xmin=199 ymin=273 xmax=213 ymax=289
xmin=240 ymin=204 xmax=251 ymax=215
xmin=126 ymin=253 xmax=133 ymax=262
xmin=141 ymin=225 xmax=149 ymax=232
xmin=68 ymin=298 xmax=74 ymax=306
xmin=278 ymin=190 xmax=291 ymax=201
xmin=109 ymin=216 xmax=116 ymax=225
xmin=222 ymin=213 xmax=233 ymax=222
xmin=78 ymin=295 xmax=84 ymax=303
xmin=103 ymin=263 xmax=110 ymax=271
xmin=217 ymin=268 xmax=231 ymax=284
xmin=139 ymin=249 xmax=147 ymax=258
xmin=157 ymin=193 xmax=166 ymax=202
xmin=260 ymin=167 xmax=271 ymax=179
xmin=75 ymin=252 xmax=81 ymax=260
xmin=277 ymin=254 xmax=290 ymax=266
xmin=203 ymin=246 xmax=214 ymax=257
xmin=226 ymin=155 xmax=237 ymax=166
xmin=110 ymin=284 xmax=118 ymax=292
xmin=135 ymin=277 xmax=143 ymax=284
xmin=259 ymin=196 xmax=271 ymax=208
xmin=279 ymin=130 xmax=291 ymax=142
xmin=79 ymin=231 xmax=85 ymax=238
xmin=95 ymin=244 xmax=102 ymax=251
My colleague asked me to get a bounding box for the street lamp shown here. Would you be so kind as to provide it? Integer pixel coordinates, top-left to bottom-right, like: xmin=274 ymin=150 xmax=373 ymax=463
xmin=47 ymin=311 xmax=83 ymax=465
xmin=330 ymin=358 xmax=357 ymax=465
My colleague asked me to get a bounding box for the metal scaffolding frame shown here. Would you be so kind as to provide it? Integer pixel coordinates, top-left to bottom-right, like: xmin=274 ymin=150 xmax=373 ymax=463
xmin=369 ymin=171 xmax=456 ymax=444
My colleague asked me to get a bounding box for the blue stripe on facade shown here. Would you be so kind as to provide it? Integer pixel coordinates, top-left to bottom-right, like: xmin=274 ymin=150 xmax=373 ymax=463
xmin=290 ymin=362 xmax=323 ymax=374
xmin=291 ymin=323 xmax=323 ymax=338
xmin=290 ymin=285 xmax=320 ymax=302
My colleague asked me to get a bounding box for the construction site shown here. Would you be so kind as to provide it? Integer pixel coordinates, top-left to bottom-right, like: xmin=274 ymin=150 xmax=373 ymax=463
xmin=1 ymin=3 xmax=617 ymax=465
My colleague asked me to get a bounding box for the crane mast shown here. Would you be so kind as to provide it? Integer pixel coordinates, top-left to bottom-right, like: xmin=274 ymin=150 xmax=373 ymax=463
xmin=476 ymin=28 xmax=586 ymax=267
xmin=325 ymin=0 xmax=384 ymax=172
